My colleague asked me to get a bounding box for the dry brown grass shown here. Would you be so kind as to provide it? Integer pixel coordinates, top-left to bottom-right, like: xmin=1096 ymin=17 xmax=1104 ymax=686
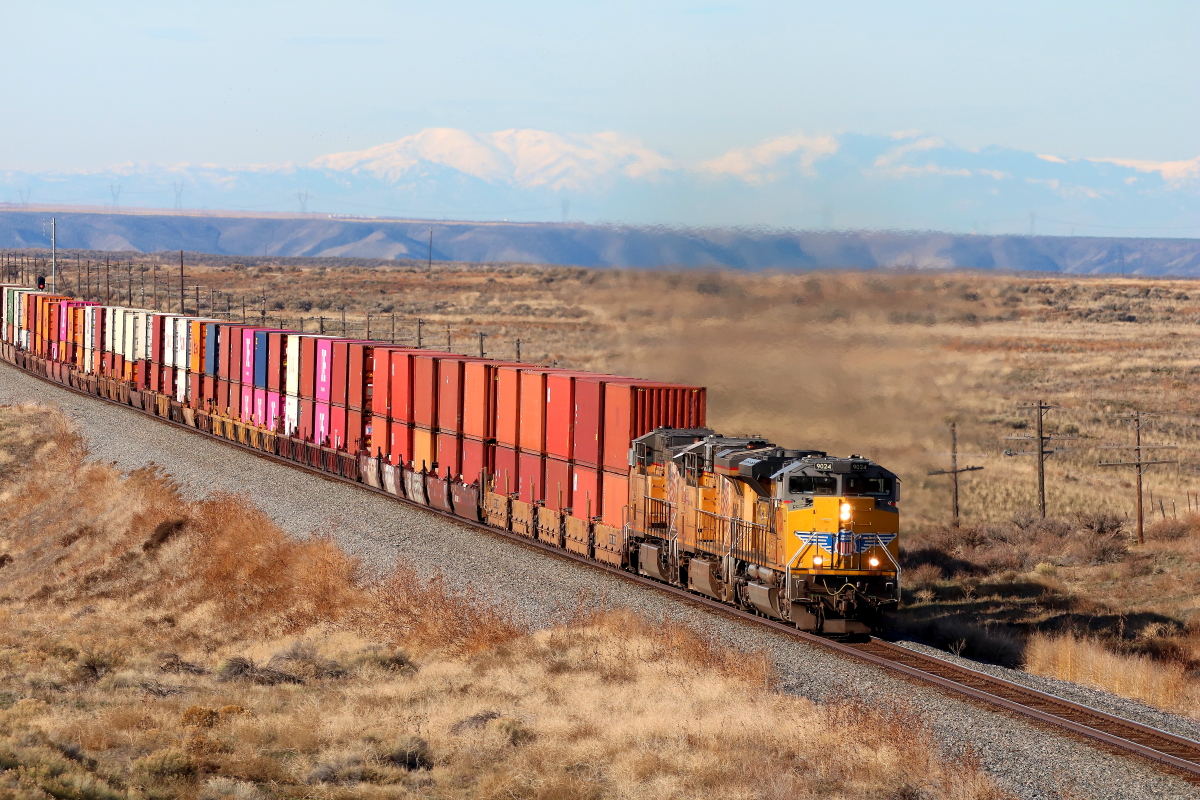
xmin=1025 ymin=632 xmax=1200 ymax=716
xmin=0 ymin=402 xmax=1006 ymax=799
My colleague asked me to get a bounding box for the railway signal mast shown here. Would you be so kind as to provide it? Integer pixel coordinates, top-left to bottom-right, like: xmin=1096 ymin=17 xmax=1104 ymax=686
xmin=928 ymin=421 xmax=984 ymax=526
xmin=1098 ymin=411 xmax=1177 ymax=545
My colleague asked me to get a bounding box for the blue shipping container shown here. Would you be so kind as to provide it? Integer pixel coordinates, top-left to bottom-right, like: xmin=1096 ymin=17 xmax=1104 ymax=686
xmin=204 ymin=323 xmax=220 ymax=376
xmin=254 ymin=330 xmax=269 ymax=388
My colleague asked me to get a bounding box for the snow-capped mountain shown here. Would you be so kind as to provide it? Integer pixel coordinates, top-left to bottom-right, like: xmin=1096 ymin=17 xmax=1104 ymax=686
xmin=1 ymin=129 xmax=1196 ymax=236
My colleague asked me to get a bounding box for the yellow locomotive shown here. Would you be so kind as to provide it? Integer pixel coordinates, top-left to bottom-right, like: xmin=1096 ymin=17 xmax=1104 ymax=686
xmin=626 ymin=428 xmax=900 ymax=635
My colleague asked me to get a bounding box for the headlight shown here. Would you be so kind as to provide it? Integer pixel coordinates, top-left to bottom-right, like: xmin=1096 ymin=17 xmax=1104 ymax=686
xmin=869 ymin=557 xmax=880 ymax=567
xmin=839 ymin=503 xmax=851 ymax=521
xmin=812 ymin=556 xmax=824 ymax=566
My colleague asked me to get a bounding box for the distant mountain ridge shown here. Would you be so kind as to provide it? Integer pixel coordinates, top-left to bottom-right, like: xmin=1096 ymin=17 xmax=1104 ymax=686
xmin=1 ymin=128 xmax=1196 ymax=234
xmin=1 ymin=209 xmax=1198 ymax=275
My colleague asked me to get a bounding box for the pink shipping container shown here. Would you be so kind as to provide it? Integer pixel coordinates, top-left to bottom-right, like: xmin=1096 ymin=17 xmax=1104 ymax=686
xmin=253 ymin=389 xmax=267 ymax=427
xmin=315 ymin=402 xmax=331 ymax=445
xmin=241 ymin=330 xmax=256 ymax=384
xmin=266 ymin=391 xmax=281 ymax=431
xmin=315 ymin=340 xmax=334 ymax=402
xmin=240 ymin=385 xmax=254 ymax=423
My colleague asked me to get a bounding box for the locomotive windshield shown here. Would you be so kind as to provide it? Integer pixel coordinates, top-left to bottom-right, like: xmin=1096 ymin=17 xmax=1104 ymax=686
xmin=844 ymin=476 xmax=893 ymax=496
xmin=788 ymin=475 xmax=837 ymax=495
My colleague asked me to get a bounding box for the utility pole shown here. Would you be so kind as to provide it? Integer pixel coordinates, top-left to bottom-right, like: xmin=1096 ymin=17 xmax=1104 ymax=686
xmin=515 ymin=338 xmax=522 ymax=362
xmin=445 ymin=324 xmax=451 ymax=351
xmin=428 ymin=228 xmax=433 ymax=270
xmin=50 ymin=217 xmax=56 ymax=292
xmin=416 ymin=318 xmax=424 ymax=349
xmin=1098 ymin=411 xmax=1177 ymax=545
xmin=928 ymin=421 xmax=984 ymax=526
xmin=152 ymin=265 xmax=158 ymax=310
xmin=391 ymin=313 xmax=395 ymax=344
xmin=179 ymin=250 xmax=184 ymax=314
xmin=105 ymin=258 xmax=110 ymax=305
xmin=340 ymin=306 xmax=346 ymax=336
xmin=478 ymin=331 xmax=487 ymax=358
xmin=366 ymin=314 xmax=371 ymax=340
xmin=1003 ymin=400 xmax=1075 ymax=518
xmin=75 ymin=256 xmax=80 ymax=299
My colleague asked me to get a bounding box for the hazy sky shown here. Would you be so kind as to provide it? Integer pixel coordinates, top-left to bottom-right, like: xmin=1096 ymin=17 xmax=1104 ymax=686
xmin=2 ymin=1 xmax=1196 ymax=172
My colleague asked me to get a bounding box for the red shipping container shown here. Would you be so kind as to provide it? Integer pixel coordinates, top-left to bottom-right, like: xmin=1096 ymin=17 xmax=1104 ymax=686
xmin=518 ymin=451 xmax=545 ymax=504
xmin=330 ymin=405 xmax=348 ymax=449
xmin=149 ymin=363 xmax=161 ymax=393
xmin=572 ymin=378 xmax=604 ymax=466
xmin=203 ymin=375 xmax=215 ymax=404
xmin=161 ymin=366 xmax=174 ymax=396
xmin=348 ymin=343 xmax=372 ymax=410
xmin=518 ymin=368 xmax=550 ymax=453
xmin=544 ymin=456 xmax=572 ymax=512
xmin=436 ymin=431 xmax=461 ymax=479
xmin=546 ymin=372 xmax=597 ymax=460
xmin=436 ymin=356 xmax=489 ymax=434
xmin=370 ymin=348 xmax=392 ymax=417
xmin=412 ymin=353 xmax=437 ymax=428
xmin=461 ymin=437 xmax=489 ymax=486
xmin=229 ymin=328 xmax=244 ymax=386
xmin=298 ymin=398 xmax=315 ymax=440
xmin=494 ymin=444 xmax=519 ymax=495
xmin=346 ymin=408 xmax=366 ymax=452
xmin=601 ymin=470 xmax=630 ymax=528
xmin=227 ymin=381 xmax=241 ymax=417
xmin=330 ymin=341 xmax=353 ymax=406
xmin=189 ymin=373 xmax=202 ymax=404
xmin=299 ymin=337 xmax=316 ymax=399
xmin=462 ymin=362 xmax=495 ymax=439
xmin=495 ymin=366 xmax=521 ymax=446
xmin=570 ymin=465 xmax=602 ymax=521
xmin=216 ymin=379 xmax=229 ymax=413
xmin=388 ymin=419 xmax=412 ymax=466
xmin=601 ymin=382 xmax=705 ymax=472
xmin=267 ymin=332 xmax=284 ymax=392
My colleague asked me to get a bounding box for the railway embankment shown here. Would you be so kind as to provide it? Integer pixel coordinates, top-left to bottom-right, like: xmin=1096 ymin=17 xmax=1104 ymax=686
xmin=0 ymin=364 xmax=1195 ymax=800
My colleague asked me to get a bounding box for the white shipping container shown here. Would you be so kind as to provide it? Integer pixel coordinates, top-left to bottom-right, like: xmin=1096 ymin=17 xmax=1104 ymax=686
xmin=103 ymin=308 xmax=115 ymax=353
xmin=284 ymin=394 xmax=300 ymax=435
xmin=111 ymin=309 xmax=122 ymax=355
xmin=173 ymin=317 xmax=188 ymax=368
xmin=123 ymin=311 xmax=135 ymax=361
xmin=285 ymin=335 xmax=301 ymax=395
xmin=175 ymin=363 xmax=187 ymax=402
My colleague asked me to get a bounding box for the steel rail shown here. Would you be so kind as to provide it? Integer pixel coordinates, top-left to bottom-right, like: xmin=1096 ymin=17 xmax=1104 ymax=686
xmin=6 ymin=358 xmax=1200 ymax=785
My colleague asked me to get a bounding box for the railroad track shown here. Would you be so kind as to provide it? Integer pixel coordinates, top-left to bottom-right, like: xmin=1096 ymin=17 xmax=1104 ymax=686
xmin=8 ymin=358 xmax=1200 ymax=786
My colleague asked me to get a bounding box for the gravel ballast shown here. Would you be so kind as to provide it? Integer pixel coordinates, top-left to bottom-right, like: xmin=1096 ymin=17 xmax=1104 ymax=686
xmin=2 ymin=363 xmax=1197 ymax=800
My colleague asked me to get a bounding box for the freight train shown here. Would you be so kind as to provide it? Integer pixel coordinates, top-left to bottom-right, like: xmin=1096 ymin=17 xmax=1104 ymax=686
xmin=0 ymin=284 xmax=901 ymax=634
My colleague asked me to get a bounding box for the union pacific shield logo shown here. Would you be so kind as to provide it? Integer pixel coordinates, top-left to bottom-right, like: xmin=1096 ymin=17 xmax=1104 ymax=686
xmin=794 ymin=531 xmax=835 ymax=553
xmin=795 ymin=531 xmax=896 ymax=554
xmin=856 ymin=533 xmax=897 ymax=552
